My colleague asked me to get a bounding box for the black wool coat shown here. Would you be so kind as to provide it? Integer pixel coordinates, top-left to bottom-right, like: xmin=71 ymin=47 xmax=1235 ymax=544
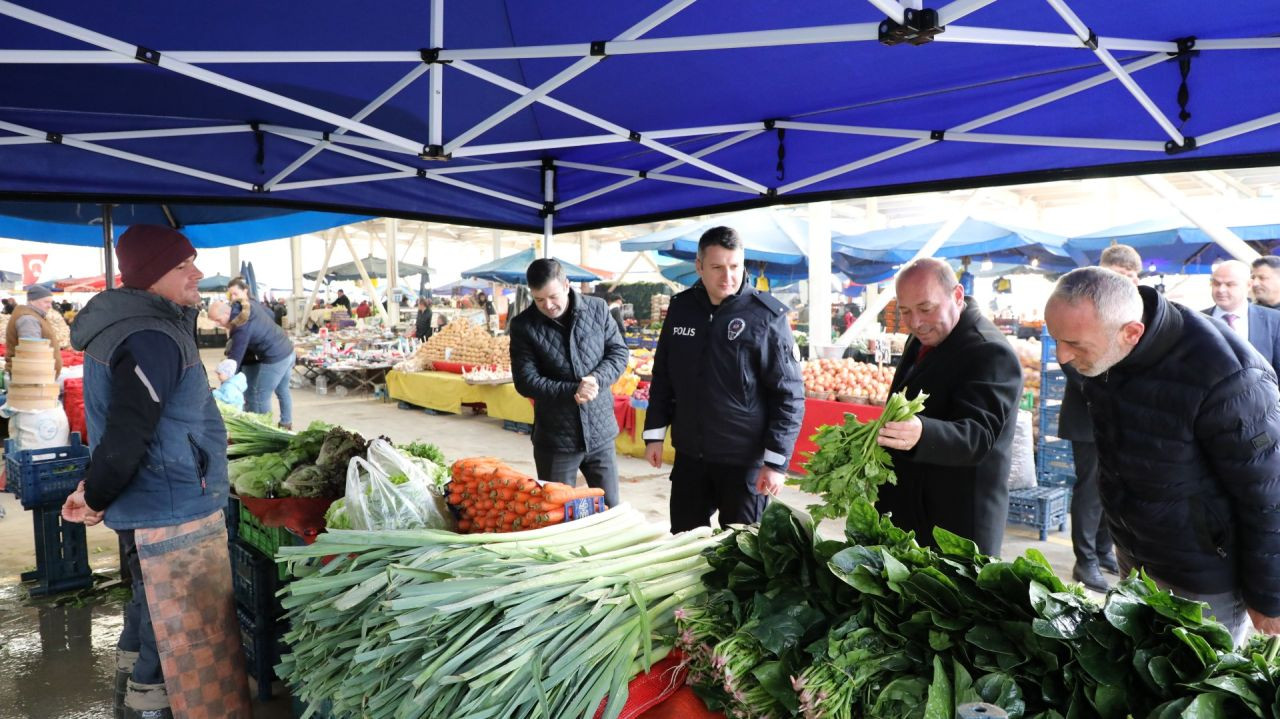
xmin=876 ymin=298 xmax=1024 ymax=556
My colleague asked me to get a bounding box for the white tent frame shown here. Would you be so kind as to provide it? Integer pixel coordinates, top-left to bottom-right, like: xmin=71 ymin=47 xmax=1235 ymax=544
xmin=2 ymin=0 xmax=1278 ymax=266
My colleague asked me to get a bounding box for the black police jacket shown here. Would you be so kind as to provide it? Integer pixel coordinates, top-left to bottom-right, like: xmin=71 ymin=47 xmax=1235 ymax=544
xmin=508 ymin=290 xmax=630 ymax=453
xmin=643 ymin=281 xmax=804 ymax=470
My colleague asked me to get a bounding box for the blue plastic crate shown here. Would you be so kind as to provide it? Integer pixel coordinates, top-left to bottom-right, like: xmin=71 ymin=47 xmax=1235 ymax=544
xmin=230 ymin=540 xmax=283 ymax=620
xmin=1008 ymin=486 xmax=1072 ymax=541
xmin=237 ymin=605 xmax=286 ymax=701
xmin=1040 ymin=326 xmax=1057 ymax=364
xmin=5 ymin=433 xmax=90 ymax=509
xmin=563 ymin=496 xmax=607 ymax=520
xmin=1038 ymin=469 xmax=1076 ymax=489
xmin=502 ymin=420 xmax=533 ymax=435
xmin=1038 ymin=404 xmax=1060 ymax=438
xmin=21 ymin=505 xmax=93 ymax=596
xmin=1037 ymin=437 xmax=1075 ymax=477
xmin=1041 ymin=369 xmax=1067 ymax=402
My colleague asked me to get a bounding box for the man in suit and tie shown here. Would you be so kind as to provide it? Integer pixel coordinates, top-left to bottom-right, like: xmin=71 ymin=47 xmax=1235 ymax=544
xmin=1205 ymin=260 xmax=1280 ymax=374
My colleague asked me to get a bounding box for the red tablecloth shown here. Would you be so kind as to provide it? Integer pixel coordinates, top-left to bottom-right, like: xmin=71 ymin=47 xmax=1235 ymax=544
xmin=613 ymin=394 xmax=636 ymax=437
xmin=62 ymin=377 xmax=88 ymax=443
xmin=790 ymin=397 xmax=883 ymax=474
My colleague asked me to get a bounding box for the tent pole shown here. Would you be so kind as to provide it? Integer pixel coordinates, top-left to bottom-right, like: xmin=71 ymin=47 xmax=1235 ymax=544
xmin=542 ymin=162 xmax=555 ymax=259
xmin=340 ymin=227 xmax=382 ymax=316
xmin=386 ymin=218 xmax=400 ymax=325
xmin=836 ymin=189 xmax=987 ymax=347
xmin=290 ymin=235 xmax=303 ymax=330
xmin=641 ymin=251 xmax=681 ymax=291
xmin=1136 ymin=175 xmax=1260 ymax=262
xmin=608 ymin=252 xmax=644 ymax=291
xmin=429 ymin=0 xmax=444 ymax=148
xmin=101 ymin=204 xmax=114 ymax=289
xmin=300 ymin=232 xmax=338 ymax=337
xmin=807 ymin=201 xmax=832 ymax=356
xmin=229 ymin=245 xmax=239 ymax=280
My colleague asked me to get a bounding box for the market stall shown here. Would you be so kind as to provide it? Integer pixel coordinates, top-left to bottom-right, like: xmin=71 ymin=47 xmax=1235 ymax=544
xmin=293 ymin=331 xmax=413 ymax=397
xmin=386 ymin=369 xmax=533 ymax=424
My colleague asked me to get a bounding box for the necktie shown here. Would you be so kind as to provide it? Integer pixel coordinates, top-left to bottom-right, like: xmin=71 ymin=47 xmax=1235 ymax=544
xmin=1224 ymin=313 xmax=1238 ymax=330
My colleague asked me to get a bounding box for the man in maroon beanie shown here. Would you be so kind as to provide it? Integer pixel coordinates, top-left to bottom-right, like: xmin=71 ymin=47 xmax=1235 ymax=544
xmin=65 ymin=225 xmax=249 ymax=718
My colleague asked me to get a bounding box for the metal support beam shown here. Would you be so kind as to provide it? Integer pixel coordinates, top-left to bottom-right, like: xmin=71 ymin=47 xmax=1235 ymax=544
xmin=1137 ymin=175 xmax=1260 ymax=262
xmin=386 ymin=218 xmax=401 ymax=325
xmin=838 ymin=189 xmax=987 ymax=346
xmin=807 ymin=202 xmax=833 ymax=356
xmin=290 ymin=235 xmax=303 ymax=330
xmin=543 ymin=163 xmax=555 ymax=259
xmin=340 ymin=227 xmax=384 ymax=317
xmin=101 ymin=204 xmax=114 ymax=289
xmin=300 ymin=232 xmax=338 ymax=337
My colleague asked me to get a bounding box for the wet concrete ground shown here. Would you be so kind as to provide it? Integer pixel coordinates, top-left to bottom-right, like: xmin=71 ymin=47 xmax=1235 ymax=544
xmin=0 ymin=349 xmax=1084 ymax=717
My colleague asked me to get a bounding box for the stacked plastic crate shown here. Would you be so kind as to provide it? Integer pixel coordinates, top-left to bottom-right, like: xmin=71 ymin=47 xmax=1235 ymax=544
xmin=1006 ymin=329 xmax=1074 ymax=540
xmin=5 ymin=434 xmax=94 ymax=596
xmin=228 ymin=495 xmax=293 ymax=700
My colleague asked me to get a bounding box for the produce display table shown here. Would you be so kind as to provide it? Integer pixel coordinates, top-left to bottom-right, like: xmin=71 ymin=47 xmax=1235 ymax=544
xmin=297 ymin=358 xmax=394 ymax=397
xmin=387 ymin=369 xmax=534 ymax=424
xmin=614 ymin=403 xmax=676 ymax=464
xmin=789 ymin=397 xmax=883 ymax=474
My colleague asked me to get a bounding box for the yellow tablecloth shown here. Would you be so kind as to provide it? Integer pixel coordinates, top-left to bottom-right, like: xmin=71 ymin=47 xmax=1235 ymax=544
xmin=388 ymin=370 xmax=677 ymax=464
xmin=615 ymin=407 xmax=676 ymax=464
xmin=387 ymin=370 xmax=535 ymax=424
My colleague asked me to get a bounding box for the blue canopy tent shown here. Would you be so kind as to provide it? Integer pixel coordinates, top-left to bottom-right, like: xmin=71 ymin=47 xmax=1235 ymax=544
xmin=431 ymin=277 xmax=493 ymax=296
xmin=462 ymin=249 xmax=600 ymax=285
xmin=304 ymin=256 xmax=433 ymax=282
xmin=0 ymin=201 xmax=369 ymax=248
xmin=0 ymin=2 xmax=1276 ymax=245
xmin=1069 ymin=215 xmax=1280 ymax=274
xmin=659 ymin=259 xmax=808 ymax=289
xmin=832 ymin=218 xmax=1079 ymax=282
xmin=0 ymin=269 xmax=20 ymax=283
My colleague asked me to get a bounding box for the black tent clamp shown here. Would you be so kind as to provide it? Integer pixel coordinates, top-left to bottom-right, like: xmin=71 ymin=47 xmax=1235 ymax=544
xmin=878 ymin=8 xmax=944 ymax=46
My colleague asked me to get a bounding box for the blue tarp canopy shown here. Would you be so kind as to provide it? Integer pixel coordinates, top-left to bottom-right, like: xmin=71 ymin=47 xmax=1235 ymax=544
xmin=0 ymin=201 xmax=369 ymax=248
xmin=832 ymin=218 xmax=1078 ymax=282
xmin=621 ymin=210 xmax=808 ymax=267
xmin=304 ymin=256 xmax=433 ymax=281
xmin=431 ymin=277 xmax=492 ymax=296
xmin=461 ymin=249 xmax=600 ymax=284
xmin=1 ymin=3 xmax=1277 ymax=235
xmin=1069 ymin=215 xmax=1280 ymax=274
xmin=660 ymin=260 xmax=807 ymax=289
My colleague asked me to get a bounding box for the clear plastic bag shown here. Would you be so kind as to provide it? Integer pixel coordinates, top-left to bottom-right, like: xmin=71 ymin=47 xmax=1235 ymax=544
xmin=344 ymin=439 xmax=456 ymax=530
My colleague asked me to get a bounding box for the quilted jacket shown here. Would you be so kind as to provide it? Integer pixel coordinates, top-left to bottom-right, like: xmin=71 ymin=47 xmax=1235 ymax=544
xmin=508 ymin=290 xmax=630 ymax=453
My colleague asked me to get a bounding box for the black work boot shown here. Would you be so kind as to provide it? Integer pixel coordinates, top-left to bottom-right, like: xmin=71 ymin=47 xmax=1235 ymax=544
xmin=123 ymin=680 xmax=172 ymax=719
xmin=113 ymin=650 xmax=139 ymax=719
xmin=1098 ymin=553 xmax=1121 ymax=575
xmin=1072 ymin=562 xmax=1110 ymax=593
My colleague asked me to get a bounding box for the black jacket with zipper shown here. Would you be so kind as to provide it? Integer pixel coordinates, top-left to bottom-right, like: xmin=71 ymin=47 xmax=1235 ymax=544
xmin=1081 ymin=286 xmax=1280 ymax=614
xmin=876 ymin=297 xmax=1023 ymax=557
xmin=642 ymin=280 xmax=804 ymax=470
xmin=508 ymin=290 xmax=629 ymax=453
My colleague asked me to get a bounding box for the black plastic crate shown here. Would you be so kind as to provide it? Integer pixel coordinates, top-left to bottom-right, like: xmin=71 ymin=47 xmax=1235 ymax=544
xmin=21 ymin=505 xmax=93 ymax=596
xmin=237 ymin=605 xmax=286 ymax=701
xmin=229 ymin=540 xmax=283 ymax=620
xmin=1008 ymin=486 xmax=1071 ymax=541
xmin=5 ymin=433 xmax=90 ymax=509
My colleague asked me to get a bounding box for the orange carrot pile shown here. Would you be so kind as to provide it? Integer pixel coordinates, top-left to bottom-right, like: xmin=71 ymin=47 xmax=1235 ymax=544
xmin=447 ymin=456 xmax=606 ymax=533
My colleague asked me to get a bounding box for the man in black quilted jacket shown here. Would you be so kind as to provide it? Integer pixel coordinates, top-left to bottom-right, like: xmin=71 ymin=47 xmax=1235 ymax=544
xmin=509 ymin=259 xmax=630 ymax=507
xmin=1046 ymin=266 xmax=1280 ymax=645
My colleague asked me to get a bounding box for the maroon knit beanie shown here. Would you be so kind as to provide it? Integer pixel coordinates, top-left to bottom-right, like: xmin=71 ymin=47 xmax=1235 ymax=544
xmin=116 ymin=225 xmax=197 ymax=290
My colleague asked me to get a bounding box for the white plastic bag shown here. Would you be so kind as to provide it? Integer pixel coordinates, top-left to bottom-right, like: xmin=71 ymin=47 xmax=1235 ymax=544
xmin=9 ymin=407 xmax=70 ymax=451
xmin=344 ymin=440 xmax=455 ymax=530
xmin=1006 ymin=409 xmax=1037 ymax=490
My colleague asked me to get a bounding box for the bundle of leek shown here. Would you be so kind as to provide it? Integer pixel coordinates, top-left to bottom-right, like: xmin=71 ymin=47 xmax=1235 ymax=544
xmin=278 ymin=503 xmax=724 ymax=719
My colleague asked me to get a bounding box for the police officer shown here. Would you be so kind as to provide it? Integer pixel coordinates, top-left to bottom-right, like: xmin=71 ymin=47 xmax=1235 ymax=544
xmin=643 ymin=226 xmax=805 ymax=531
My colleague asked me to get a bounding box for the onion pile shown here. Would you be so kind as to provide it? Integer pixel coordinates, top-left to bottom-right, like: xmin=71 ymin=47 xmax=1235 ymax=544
xmin=800 ymin=358 xmax=894 ymax=405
